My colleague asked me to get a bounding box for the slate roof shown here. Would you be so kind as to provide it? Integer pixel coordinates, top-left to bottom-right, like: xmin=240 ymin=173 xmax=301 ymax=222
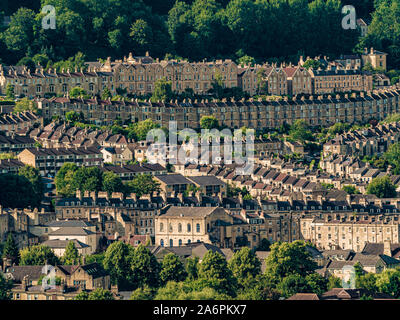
xmin=48 ymin=227 xmax=95 ymax=236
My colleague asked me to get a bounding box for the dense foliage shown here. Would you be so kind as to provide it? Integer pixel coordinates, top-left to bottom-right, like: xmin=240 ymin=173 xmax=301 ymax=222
xmin=0 ymin=165 xmax=44 ymax=209
xmin=55 ymin=163 xmax=160 ymax=197
xmin=0 ymin=0 xmax=378 ymax=70
xmin=19 ymin=244 xmax=60 ymax=265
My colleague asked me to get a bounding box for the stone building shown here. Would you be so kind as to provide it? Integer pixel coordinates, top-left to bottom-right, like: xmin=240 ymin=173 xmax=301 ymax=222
xmin=38 ymin=89 xmax=400 ymax=130
xmin=0 ymin=65 xmax=114 ymax=98
xmin=309 ymin=66 xmax=373 ymax=94
xmin=17 ymin=146 xmax=103 ymax=176
xmin=155 ymin=205 xmax=236 ymax=248
xmin=301 ymin=213 xmax=400 ymax=252
xmin=362 ymin=47 xmax=388 ymax=71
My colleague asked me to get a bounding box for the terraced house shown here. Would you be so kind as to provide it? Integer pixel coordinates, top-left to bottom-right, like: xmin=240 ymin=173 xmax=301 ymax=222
xmin=323 ymin=122 xmax=400 ymax=157
xmin=0 ymin=49 xmax=387 ymax=99
xmin=88 ymin=52 xmax=238 ymax=96
xmin=17 ymin=146 xmax=103 ymax=176
xmin=0 ymin=111 xmax=41 ymax=135
xmin=0 ymin=65 xmax=114 ymax=98
xmin=38 ymin=88 xmax=400 ymax=130
xmin=309 ymin=66 xmax=373 ymax=94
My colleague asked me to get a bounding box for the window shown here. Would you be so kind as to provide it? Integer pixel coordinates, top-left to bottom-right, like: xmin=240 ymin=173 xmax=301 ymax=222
xmin=160 ymin=239 xmax=164 ymax=247
xmin=169 ymin=239 xmax=173 ymax=247
xmin=187 ymin=223 xmax=191 ymax=232
xmin=159 ymin=223 xmax=164 ymax=232
xmin=178 ymin=223 xmax=182 ymax=233
xmin=196 ymin=223 xmax=200 ymax=233
xmin=179 ymin=239 xmax=182 ymax=246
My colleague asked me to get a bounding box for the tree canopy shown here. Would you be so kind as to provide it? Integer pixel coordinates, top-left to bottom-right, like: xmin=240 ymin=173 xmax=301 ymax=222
xmin=366 ymin=176 xmax=397 ymax=199
xmin=19 ymin=245 xmax=59 ymax=266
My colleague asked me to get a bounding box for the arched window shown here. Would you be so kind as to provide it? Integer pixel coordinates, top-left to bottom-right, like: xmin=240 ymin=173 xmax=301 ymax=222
xmin=178 ymin=239 xmax=182 ymax=246
xmin=178 ymin=223 xmax=182 ymax=233
xmin=160 ymin=223 xmax=164 ymax=232
xmin=169 ymin=239 xmax=173 ymax=247
xmin=187 ymin=239 xmax=191 ymax=244
xmin=160 ymin=239 xmax=164 ymax=247
xmin=187 ymin=223 xmax=191 ymax=232
xmin=196 ymin=223 xmax=200 ymax=233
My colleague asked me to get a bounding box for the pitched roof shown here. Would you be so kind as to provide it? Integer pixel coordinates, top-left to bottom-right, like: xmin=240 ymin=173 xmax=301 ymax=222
xmin=287 ymin=293 xmax=320 ymax=300
xmin=48 ymin=227 xmax=95 ymax=236
xmin=160 ymin=206 xmax=224 ymax=218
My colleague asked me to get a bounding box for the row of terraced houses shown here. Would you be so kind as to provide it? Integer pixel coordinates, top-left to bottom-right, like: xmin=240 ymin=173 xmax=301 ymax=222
xmin=38 ymin=88 xmax=400 ymax=129
xmin=0 ymin=49 xmax=385 ymax=99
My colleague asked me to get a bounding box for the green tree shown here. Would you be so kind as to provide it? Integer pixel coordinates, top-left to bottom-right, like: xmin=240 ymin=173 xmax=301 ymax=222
xmin=327 ymin=276 xmax=342 ymax=290
xmin=235 ymin=273 xmax=280 ymax=300
xmin=130 ymin=285 xmax=155 ymax=300
xmin=130 ymin=245 xmax=161 ymax=289
xmin=85 ymin=252 xmax=105 ymax=265
xmin=256 ymin=238 xmax=271 ymax=251
xmin=18 ymin=165 xmax=43 ymax=208
xmin=0 ymin=153 xmax=16 ymax=160
xmin=264 ymin=241 xmax=317 ymax=280
xmin=2 ymin=233 xmax=20 ymax=265
xmin=74 ymin=291 xmax=89 ymax=300
xmin=55 ymin=163 xmax=79 ymax=197
xmin=125 ymin=174 xmax=160 ymax=198
xmin=13 ymin=98 xmax=37 ymax=113
xmin=376 ymin=269 xmax=400 ymax=298
xmin=228 ymin=247 xmax=261 ymax=287
xmin=151 ymin=78 xmax=173 ymax=102
xmin=74 ymin=288 xmax=115 ymax=300
xmin=0 ymin=273 xmax=12 ymax=300
xmin=0 ymin=173 xmax=37 ymax=208
xmin=103 ymin=241 xmax=134 ymax=289
xmin=366 ymin=176 xmax=397 ymax=199
xmin=289 ymin=120 xmax=312 ymax=143
xmin=302 ymin=59 xmax=322 ymax=70
xmin=19 ymin=245 xmax=59 ymax=266
xmin=160 ymin=253 xmax=187 ymax=284
xmin=1 ymin=8 xmax=38 ymax=55
xmin=71 ymin=167 xmax=103 ymax=193
xmin=356 ymin=273 xmax=378 ymax=292
xmin=237 ymin=55 xmax=256 ymax=67
xmin=17 ymin=56 xmax=35 ymax=71
xmin=210 ymin=70 xmax=224 ymax=99
xmin=65 ymin=111 xmax=83 ymax=123
xmin=69 ymin=87 xmax=87 ymax=98
xmin=130 ymin=19 xmax=153 ymax=48
xmin=5 ymin=84 xmax=15 ymax=100
xmin=154 ymin=280 xmax=231 ymax=300
xmin=130 ymin=119 xmax=159 ymax=141
xmin=101 ymin=87 xmax=112 ymax=100
xmin=185 ymin=256 xmax=199 ymax=280
xmin=342 ymin=185 xmax=360 ymax=195
xmin=102 ymin=171 xmax=125 ymax=195
xmin=328 ymin=122 xmax=350 ymax=136
xmin=384 ymin=142 xmax=400 ymax=174
xmin=200 ymin=115 xmax=219 ymax=130
xmin=277 ymin=273 xmax=311 ymax=298
xmin=198 ymin=250 xmax=237 ymax=296
xmin=305 ymin=273 xmax=328 ymax=296
xmin=88 ymin=288 xmax=115 ymax=300
xmin=62 ymin=241 xmax=81 ymax=265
